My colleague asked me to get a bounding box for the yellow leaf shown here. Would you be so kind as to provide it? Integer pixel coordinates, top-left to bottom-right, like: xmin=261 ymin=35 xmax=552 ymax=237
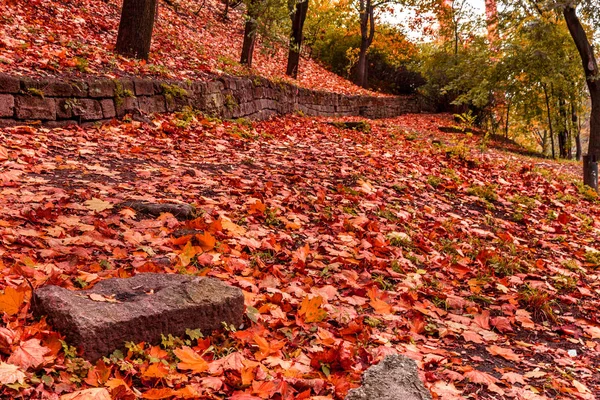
xmin=0 ymin=362 xmax=26 ymax=385
xmin=84 ymin=198 xmax=113 ymax=212
xmin=299 ymin=295 xmax=327 ymax=323
xmin=0 ymin=286 xmax=27 ymax=316
xmin=220 ymin=217 xmax=246 ymax=236
xmin=179 ymin=241 xmax=200 ymax=268
xmin=173 ymin=346 xmax=209 ymax=374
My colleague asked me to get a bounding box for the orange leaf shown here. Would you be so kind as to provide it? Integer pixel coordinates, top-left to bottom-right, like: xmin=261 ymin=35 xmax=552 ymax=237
xmin=299 ymin=295 xmax=327 ymax=323
xmin=174 ymin=346 xmax=209 ymax=374
xmin=195 ymin=231 xmax=216 ymax=251
xmin=249 ymin=200 xmax=266 ymax=215
xmin=0 ymin=286 xmax=27 ymax=316
xmin=141 ymin=388 xmax=176 ymax=399
xmin=142 ymin=363 xmax=169 ymax=379
xmin=487 ymin=345 xmax=521 ymax=361
xmin=465 ymin=369 xmax=497 ymax=385
xmin=367 ymin=287 xmax=392 ymax=314
xmin=462 ymin=330 xmax=483 ymax=344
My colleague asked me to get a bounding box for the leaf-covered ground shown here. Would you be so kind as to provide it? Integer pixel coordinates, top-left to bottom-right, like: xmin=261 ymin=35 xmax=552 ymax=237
xmin=0 ymin=0 xmax=380 ymax=96
xmin=1 ymin=112 xmax=599 ymax=399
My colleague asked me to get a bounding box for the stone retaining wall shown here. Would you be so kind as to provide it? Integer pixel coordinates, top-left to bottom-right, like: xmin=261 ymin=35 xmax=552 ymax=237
xmin=0 ymin=73 xmax=429 ymax=127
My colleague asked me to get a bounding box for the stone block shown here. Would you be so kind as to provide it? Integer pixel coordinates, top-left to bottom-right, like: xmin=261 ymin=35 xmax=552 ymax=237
xmin=346 ymin=355 xmax=432 ymax=400
xmin=15 ymin=96 xmax=56 ymax=120
xmin=133 ymin=79 xmax=156 ymax=96
xmin=115 ymin=96 xmax=138 ymax=117
xmin=73 ymin=99 xmax=103 ymax=121
xmin=0 ymin=74 xmax=20 ymax=93
xmin=56 ymin=99 xmax=74 ymax=119
xmin=21 ymin=78 xmax=79 ymax=97
xmin=88 ymin=80 xmax=115 ymax=98
xmin=138 ymin=95 xmax=166 ymax=114
xmin=0 ymin=94 xmax=14 ymax=117
xmin=33 ymin=273 xmax=244 ymax=361
xmin=100 ymin=99 xmax=116 ymax=119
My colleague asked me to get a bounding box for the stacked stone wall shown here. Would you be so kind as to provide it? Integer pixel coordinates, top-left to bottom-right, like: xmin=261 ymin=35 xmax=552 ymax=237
xmin=0 ymin=73 xmax=431 ymax=127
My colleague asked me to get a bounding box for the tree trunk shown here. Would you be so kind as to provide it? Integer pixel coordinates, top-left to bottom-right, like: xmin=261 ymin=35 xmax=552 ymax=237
xmin=116 ymin=0 xmax=158 ymax=60
xmin=563 ymin=5 xmax=600 ymax=189
xmin=223 ymin=0 xmax=230 ymax=20
xmin=558 ymin=98 xmax=569 ymax=159
xmin=504 ymin=101 xmax=510 ymax=138
xmin=286 ymin=0 xmax=309 ymax=78
xmin=355 ymin=0 xmax=374 ymax=88
xmin=543 ymin=84 xmax=555 ymax=159
xmin=573 ymin=104 xmax=582 ymax=160
xmin=240 ymin=4 xmax=259 ymax=67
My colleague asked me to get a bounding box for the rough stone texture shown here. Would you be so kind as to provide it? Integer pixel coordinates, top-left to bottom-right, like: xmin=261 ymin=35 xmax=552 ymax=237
xmin=15 ymin=96 xmax=56 ymax=120
xmin=0 ymin=94 xmax=14 ymax=117
xmin=33 ymin=273 xmax=244 ymax=361
xmin=100 ymin=99 xmax=116 ymax=119
xmin=120 ymin=201 xmax=196 ymax=220
xmin=88 ymin=80 xmax=115 ymax=98
xmin=2 ymin=73 xmax=432 ymax=126
xmin=0 ymin=74 xmax=20 ymax=93
xmin=72 ymin=99 xmax=103 ymax=121
xmin=346 ymin=355 xmax=432 ymax=400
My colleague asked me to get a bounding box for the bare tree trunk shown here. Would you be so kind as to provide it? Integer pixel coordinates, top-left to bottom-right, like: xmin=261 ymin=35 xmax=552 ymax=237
xmin=504 ymin=101 xmax=510 ymax=138
xmin=573 ymin=104 xmax=582 ymax=161
xmin=355 ymin=0 xmax=374 ymax=88
xmin=558 ymin=97 xmax=569 ymax=158
xmin=286 ymin=0 xmax=309 ymax=78
xmin=564 ymin=5 xmax=600 ymax=189
xmin=116 ymin=0 xmax=158 ymax=60
xmin=240 ymin=2 xmax=259 ymax=67
xmin=543 ymin=84 xmax=555 ymax=159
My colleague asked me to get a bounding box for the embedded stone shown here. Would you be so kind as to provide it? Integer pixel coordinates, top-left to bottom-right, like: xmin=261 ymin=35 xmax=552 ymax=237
xmin=88 ymin=80 xmax=115 ymax=98
xmin=15 ymin=96 xmax=56 ymax=120
xmin=346 ymin=355 xmax=432 ymax=400
xmin=0 ymin=74 xmax=20 ymax=93
xmin=0 ymin=94 xmax=14 ymax=117
xmin=33 ymin=273 xmax=244 ymax=361
xmin=119 ymin=201 xmax=196 ymax=220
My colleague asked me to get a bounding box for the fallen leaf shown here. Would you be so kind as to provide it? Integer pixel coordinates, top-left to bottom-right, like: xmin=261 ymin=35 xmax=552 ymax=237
xmin=0 ymin=286 xmax=27 ymax=316
xmin=0 ymin=362 xmax=26 ymax=385
xmin=174 ymin=346 xmax=209 ymax=374
xmin=60 ymin=388 xmax=111 ymax=400
xmin=84 ymin=198 xmax=113 ymax=212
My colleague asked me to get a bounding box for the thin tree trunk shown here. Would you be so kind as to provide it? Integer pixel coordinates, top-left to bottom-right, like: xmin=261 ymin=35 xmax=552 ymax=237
xmin=355 ymin=0 xmax=374 ymax=88
xmin=573 ymin=104 xmax=582 ymax=161
xmin=504 ymin=101 xmax=510 ymax=138
xmin=563 ymin=5 xmax=600 ymax=189
xmin=286 ymin=0 xmax=309 ymax=78
xmin=116 ymin=0 xmax=158 ymax=60
xmin=543 ymin=84 xmax=555 ymax=159
xmin=558 ymin=97 xmax=569 ymax=159
xmin=240 ymin=3 xmax=259 ymax=67
xmin=223 ymin=0 xmax=230 ymax=20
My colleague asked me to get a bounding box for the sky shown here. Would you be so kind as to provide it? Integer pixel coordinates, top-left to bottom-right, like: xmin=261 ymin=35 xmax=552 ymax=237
xmin=383 ymin=0 xmax=486 ymax=41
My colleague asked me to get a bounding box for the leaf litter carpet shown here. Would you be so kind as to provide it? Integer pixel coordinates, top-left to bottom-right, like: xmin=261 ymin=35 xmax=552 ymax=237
xmin=0 ymin=113 xmax=599 ymax=399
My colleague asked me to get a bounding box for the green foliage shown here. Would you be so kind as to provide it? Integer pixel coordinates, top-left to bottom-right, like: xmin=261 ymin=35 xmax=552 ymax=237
xmin=26 ymin=87 xmax=44 ymax=98
xmin=161 ymin=83 xmax=188 ymax=102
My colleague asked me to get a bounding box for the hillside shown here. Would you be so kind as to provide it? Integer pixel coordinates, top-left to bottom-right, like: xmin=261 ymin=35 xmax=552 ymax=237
xmin=0 ymin=0 xmax=379 ymax=95
xmin=0 ymin=112 xmax=599 ymax=399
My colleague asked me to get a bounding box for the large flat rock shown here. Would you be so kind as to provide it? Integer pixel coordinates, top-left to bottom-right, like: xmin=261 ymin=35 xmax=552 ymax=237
xmin=33 ymin=273 xmax=244 ymax=360
xmin=346 ymin=355 xmax=432 ymax=400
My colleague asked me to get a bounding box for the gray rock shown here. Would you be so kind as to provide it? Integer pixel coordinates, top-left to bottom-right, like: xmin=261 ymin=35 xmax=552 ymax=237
xmin=33 ymin=273 xmax=244 ymax=361
xmin=346 ymin=355 xmax=432 ymax=400
xmin=120 ymin=201 xmax=197 ymax=220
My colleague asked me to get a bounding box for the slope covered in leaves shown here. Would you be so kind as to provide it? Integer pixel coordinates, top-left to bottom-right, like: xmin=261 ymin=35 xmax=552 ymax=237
xmin=0 ymin=113 xmax=599 ymax=399
xmin=0 ymin=0 xmax=379 ymax=96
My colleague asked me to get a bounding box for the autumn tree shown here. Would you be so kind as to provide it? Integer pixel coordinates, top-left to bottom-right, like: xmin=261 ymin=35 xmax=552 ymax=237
xmin=240 ymin=0 xmax=288 ymax=67
xmin=116 ymin=0 xmax=158 ymax=60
